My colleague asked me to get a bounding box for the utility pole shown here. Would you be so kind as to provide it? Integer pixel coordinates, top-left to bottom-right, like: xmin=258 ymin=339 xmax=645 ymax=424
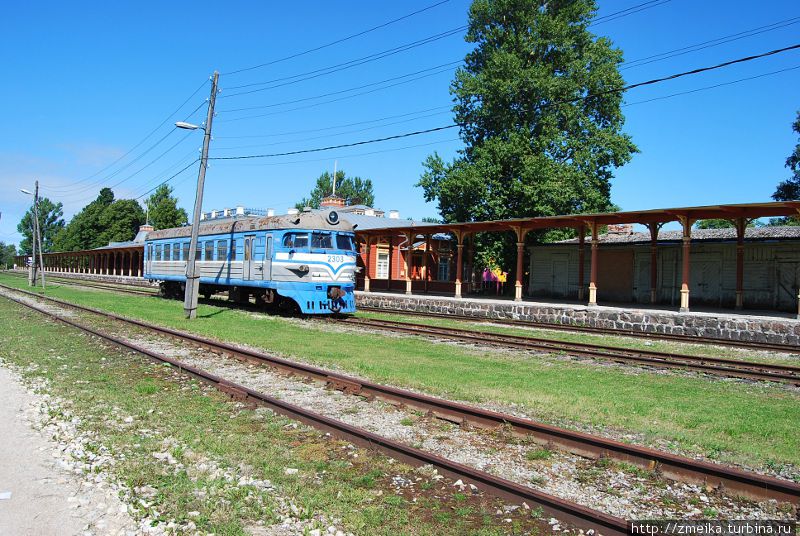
xmin=26 ymin=180 xmax=46 ymax=289
xmin=183 ymin=71 xmax=219 ymax=319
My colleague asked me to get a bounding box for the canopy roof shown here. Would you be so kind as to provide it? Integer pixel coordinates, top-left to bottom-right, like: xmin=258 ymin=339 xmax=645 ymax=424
xmin=353 ymin=201 xmax=800 ymax=238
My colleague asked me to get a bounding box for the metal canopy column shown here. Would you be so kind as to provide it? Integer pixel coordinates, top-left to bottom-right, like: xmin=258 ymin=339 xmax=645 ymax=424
xmin=734 ymin=217 xmax=747 ymax=310
xmin=577 ymin=226 xmax=585 ymax=301
xmin=678 ymin=215 xmax=693 ymax=313
xmin=588 ymin=221 xmax=599 ymax=307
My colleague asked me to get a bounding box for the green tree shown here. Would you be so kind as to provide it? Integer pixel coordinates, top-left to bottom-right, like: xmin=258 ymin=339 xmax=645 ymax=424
xmin=770 ymin=110 xmax=800 ymax=226
xmin=0 ymin=242 xmax=17 ymax=268
xmin=98 ymin=199 xmax=146 ymax=244
xmin=16 ymin=197 xmax=65 ymax=254
xmin=52 ymin=188 xmax=115 ymax=251
xmin=295 ymin=170 xmax=375 ymax=210
xmin=695 ymin=219 xmax=734 ymax=230
xmin=145 ymin=184 xmax=188 ymax=230
xmin=417 ymin=0 xmax=636 ymax=274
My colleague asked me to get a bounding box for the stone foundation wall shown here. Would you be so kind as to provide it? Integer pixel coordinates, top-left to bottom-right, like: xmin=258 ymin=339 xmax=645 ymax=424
xmin=356 ymin=292 xmax=800 ymax=346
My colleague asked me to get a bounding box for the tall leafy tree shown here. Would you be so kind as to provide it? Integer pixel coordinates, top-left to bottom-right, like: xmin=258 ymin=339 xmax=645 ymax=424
xmin=52 ymin=188 xmax=115 ymax=251
xmin=16 ymin=197 xmax=65 ymax=254
xmin=418 ymin=0 xmax=637 ymax=272
xmin=0 ymin=242 xmax=17 ymax=268
xmin=98 ymin=199 xmax=146 ymax=244
xmin=770 ymin=110 xmax=800 ymax=226
xmin=145 ymin=184 xmax=188 ymax=230
xmin=295 ymin=170 xmax=375 ymax=209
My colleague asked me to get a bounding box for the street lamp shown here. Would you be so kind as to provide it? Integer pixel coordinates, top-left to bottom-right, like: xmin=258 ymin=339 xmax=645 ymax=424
xmin=181 ymin=71 xmax=219 ymax=319
xmin=20 ymin=182 xmax=45 ymax=289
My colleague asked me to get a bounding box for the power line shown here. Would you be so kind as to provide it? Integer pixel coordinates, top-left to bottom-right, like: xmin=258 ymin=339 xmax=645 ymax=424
xmin=217 ymin=63 xmax=458 ymax=123
xmin=622 ymin=16 xmax=800 ymax=70
xmin=590 ymin=0 xmax=670 ymax=26
xmin=211 ymin=125 xmax=459 ymax=160
xmin=210 ymin=43 xmax=800 ymax=162
xmin=214 ymin=104 xmax=452 ymax=139
xmin=223 ymin=0 xmax=452 ymax=76
xmin=220 ymin=60 xmax=462 ymax=114
xmin=135 ymin=159 xmax=200 ymax=200
xmin=42 ymin=79 xmax=208 ymax=193
xmin=221 ymin=26 xmax=467 ymax=97
xmin=129 ymin=149 xmax=202 ymax=199
xmin=623 ymin=64 xmax=800 ymax=107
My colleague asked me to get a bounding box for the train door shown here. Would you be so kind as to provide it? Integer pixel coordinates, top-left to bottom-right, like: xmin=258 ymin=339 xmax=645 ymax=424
xmin=243 ymin=235 xmax=256 ymax=280
xmin=145 ymin=244 xmax=153 ymax=274
xmin=263 ymin=236 xmax=272 ymax=279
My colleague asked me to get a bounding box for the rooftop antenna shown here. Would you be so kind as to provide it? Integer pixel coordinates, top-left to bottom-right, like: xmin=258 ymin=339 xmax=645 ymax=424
xmin=332 ymin=160 xmax=338 ymax=197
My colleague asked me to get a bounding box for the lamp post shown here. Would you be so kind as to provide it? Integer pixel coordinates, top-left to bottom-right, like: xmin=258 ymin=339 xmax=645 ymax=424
xmin=178 ymin=71 xmax=218 ymax=319
xmin=20 ymin=181 xmax=45 ymax=289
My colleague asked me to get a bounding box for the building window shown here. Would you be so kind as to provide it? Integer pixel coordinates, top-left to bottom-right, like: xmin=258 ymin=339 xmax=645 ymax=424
xmin=376 ymin=251 xmax=389 ymax=279
xmin=163 ymin=243 xmax=171 ymax=261
xmin=217 ymin=240 xmax=228 ymax=261
xmin=438 ymin=256 xmax=450 ymax=281
xmin=155 ymin=244 xmax=162 ymax=260
xmin=182 ymin=243 xmax=190 ymax=261
xmin=173 ymin=243 xmax=181 ymax=260
xmin=205 ymin=241 xmax=214 ymax=261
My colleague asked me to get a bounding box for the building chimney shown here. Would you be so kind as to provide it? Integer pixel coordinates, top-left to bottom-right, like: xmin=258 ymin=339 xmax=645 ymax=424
xmin=236 ymin=206 xmax=245 ymax=215
xmin=200 ymin=213 xmax=206 ymax=221
xmin=320 ymin=195 xmax=346 ymax=208
xmin=223 ymin=208 xmax=231 ymax=217
xmin=365 ymin=208 xmax=375 ymax=217
xmin=139 ymin=224 xmax=154 ymax=233
xmin=388 ymin=210 xmax=400 ymax=219
xmin=211 ymin=210 xmax=217 ymax=219
xmin=267 ymin=208 xmax=275 ymax=217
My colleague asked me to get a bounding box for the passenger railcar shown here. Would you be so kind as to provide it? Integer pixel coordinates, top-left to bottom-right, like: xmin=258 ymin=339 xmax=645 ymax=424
xmin=143 ymin=211 xmax=357 ymax=314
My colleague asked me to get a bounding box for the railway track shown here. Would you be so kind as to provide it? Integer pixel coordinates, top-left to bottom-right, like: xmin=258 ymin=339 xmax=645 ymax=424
xmin=358 ymin=305 xmax=800 ymax=354
xmin=2 ymin=271 xmax=157 ymax=296
xmin=338 ymin=317 xmax=800 ymax=386
xmin=1 ymin=282 xmax=798 ymax=510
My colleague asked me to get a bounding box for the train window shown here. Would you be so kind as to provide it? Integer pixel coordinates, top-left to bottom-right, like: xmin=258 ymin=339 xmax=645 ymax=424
xmin=205 ymin=241 xmax=214 ymax=261
xmin=336 ymin=234 xmax=355 ymax=251
xmin=283 ymin=233 xmax=309 ymax=249
xmin=217 ymin=240 xmax=228 ymax=261
xmin=182 ymin=243 xmax=190 ymax=261
xmin=173 ymin=243 xmax=181 ymax=260
xmin=164 ymin=243 xmax=171 ymax=260
xmin=195 ymin=242 xmax=202 ymax=260
xmin=311 ymin=232 xmax=333 ymax=249
xmin=230 ymin=239 xmax=237 ymax=260
xmin=155 ymin=244 xmax=162 ymax=260
xmin=147 ymin=245 xmax=152 ymax=261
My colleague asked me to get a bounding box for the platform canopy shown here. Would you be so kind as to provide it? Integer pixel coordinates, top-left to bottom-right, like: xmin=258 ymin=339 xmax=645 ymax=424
xmin=353 ymin=201 xmax=800 ymax=237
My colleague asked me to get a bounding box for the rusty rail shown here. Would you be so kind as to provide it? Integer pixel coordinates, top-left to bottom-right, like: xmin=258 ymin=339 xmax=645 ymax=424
xmin=0 ymin=287 xmax=629 ymax=536
xmin=2 ymin=282 xmax=798 ymax=506
xmin=340 ymin=317 xmax=800 ymax=385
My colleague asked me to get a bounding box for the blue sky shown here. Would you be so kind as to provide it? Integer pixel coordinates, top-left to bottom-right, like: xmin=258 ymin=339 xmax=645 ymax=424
xmin=1 ymin=0 xmax=799 ymax=245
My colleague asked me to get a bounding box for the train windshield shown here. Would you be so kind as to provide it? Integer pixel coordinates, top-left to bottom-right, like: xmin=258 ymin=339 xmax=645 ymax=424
xmin=336 ymin=234 xmax=355 ymax=251
xmin=311 ymin=232 xmax=333 ymax=249
xmin=283 ymin=233 xmax=309 ymax=249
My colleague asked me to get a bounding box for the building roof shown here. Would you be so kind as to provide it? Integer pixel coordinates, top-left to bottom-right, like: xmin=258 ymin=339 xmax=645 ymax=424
xmin=557 ymin=225 xmax=800 ymax=245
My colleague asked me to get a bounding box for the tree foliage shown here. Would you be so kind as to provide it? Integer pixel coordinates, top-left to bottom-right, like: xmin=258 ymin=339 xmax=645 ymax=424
xmin=417 ymin=0 xmax=637 ymax=274
xmin=51 ymin=188 xmax=146 ymax=251
xmin=694 ymin=219 xmax=734 ymax=230
xmin=16 ymin=197 xmax=65 ymax=254
xmin=145 ymin=184 xmax=188 ymax=230
xmin=0 ymin=242 xmax=17 ymax=268
xmin=295 ymin=170 xmax=375 ymax=210
xmin=770 ymin=110 xmax=800 ymax=226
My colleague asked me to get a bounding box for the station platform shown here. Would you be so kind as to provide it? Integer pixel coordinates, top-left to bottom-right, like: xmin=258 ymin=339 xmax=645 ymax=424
xmin=356 ymin=290 xmax=800 ymax=347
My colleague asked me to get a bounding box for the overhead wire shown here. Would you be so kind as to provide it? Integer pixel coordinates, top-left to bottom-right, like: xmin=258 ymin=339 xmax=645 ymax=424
xmin=42 ymin=79 xmax=209 ymax=193
xmin=222 ymin=0 xmax=452 ymax=76
xmin=590 ymin=0 xmax=670 ymax=26
xmin=209 ymin=43 xmax=800 ymax=162
xmin=135 ymin=159 xmax=201 ymax=200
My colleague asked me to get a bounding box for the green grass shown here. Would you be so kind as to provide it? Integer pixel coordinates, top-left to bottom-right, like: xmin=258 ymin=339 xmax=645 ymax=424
xmin=1 ymin=272 xmax=799 ymax=475
xmin=0 ymin=297 xmax=540 ymax=535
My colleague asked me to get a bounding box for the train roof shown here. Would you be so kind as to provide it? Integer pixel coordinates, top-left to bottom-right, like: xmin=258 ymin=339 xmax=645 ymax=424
xmin=146 ymin=211 xmax=355 ymax=241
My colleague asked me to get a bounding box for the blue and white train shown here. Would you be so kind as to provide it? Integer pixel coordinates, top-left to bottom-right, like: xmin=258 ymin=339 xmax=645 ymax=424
xmin=143 ymin=210 xmax=357 ymax=314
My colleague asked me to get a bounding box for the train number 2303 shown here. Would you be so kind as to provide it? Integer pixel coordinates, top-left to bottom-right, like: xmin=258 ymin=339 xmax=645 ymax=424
xmin=327 ymin=255 xmax=345 ymax=263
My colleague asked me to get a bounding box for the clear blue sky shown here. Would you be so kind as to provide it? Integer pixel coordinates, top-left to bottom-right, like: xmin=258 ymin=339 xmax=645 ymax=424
xmin=1 ymin=0 xmax=798 ymax=245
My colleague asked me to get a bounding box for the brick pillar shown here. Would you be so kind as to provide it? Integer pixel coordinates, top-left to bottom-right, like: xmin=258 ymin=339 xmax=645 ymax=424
xmin=404 ymin=233 xmax=412 ymax=295
xmin=648 ymin=223 xmax=661 ymax=304
xmin=588 ymin=222 xmax=599 ymax=307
